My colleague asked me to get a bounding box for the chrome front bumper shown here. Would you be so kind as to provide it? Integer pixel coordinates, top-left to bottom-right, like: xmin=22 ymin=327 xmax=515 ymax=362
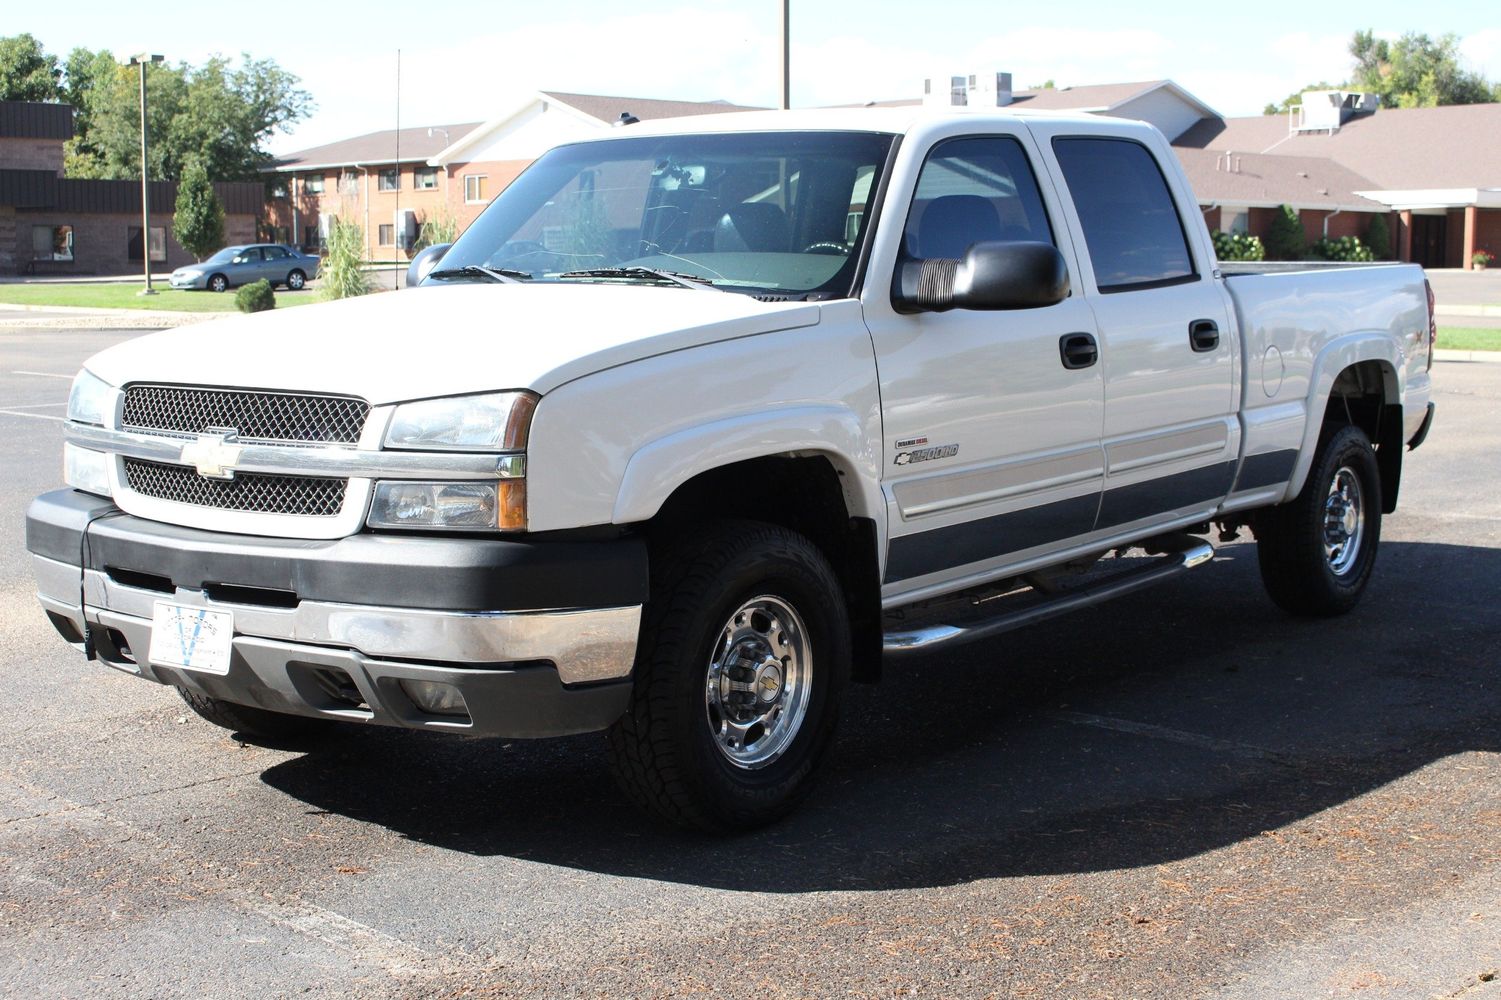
xmin=34 ymin=554 xmax=640 ymax=738
xmin=27 ymin=489 xmax=648 ymax=739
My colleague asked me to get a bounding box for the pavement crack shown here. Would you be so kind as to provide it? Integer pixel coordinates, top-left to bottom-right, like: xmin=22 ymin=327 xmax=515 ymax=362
xmin=1 ymin=766 xmax=270 ymax=826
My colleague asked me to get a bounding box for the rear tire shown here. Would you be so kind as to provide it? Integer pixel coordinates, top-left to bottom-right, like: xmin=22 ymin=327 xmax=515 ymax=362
xmin=607 ymin=520 xmax=850 ymax=833
xmin=176 ymin=686 xmax=333 ymax=744
xmin=1256 ymin=424 xmax=1381 ymax=616
xmin=287 ymin=269 xmax=306 ymax=290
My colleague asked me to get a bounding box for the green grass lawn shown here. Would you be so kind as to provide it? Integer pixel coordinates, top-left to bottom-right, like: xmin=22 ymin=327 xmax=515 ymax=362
xmin=0 ymin=283 xmax=321 ymax=312
xmin=1437 ymin=327 xmax=1501 ymax=352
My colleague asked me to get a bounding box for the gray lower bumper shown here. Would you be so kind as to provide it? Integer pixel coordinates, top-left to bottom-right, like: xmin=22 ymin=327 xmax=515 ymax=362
xmin=28 ymin=490 xmax=646 ymax=739
xmin=34 ymin=554 xmax=638 ymax=738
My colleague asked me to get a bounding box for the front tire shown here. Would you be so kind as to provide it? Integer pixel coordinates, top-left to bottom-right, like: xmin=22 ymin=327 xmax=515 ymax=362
xmin=1256 ymin=424 xmax=1382 ymax=616
xmin=207 ymin=273 xmax=228 ymax=293
xmin=607 ymin=521 xmax=850 ymax=833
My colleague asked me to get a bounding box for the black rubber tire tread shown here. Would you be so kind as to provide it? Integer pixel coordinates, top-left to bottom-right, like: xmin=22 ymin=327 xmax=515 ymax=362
xmin=1256 ymin=423 xmax=1382 ymax=617
xmin=175 ymin=686 xmax=333 ymax=743
xmin=607 ymin=519 xmax=850 ymax=834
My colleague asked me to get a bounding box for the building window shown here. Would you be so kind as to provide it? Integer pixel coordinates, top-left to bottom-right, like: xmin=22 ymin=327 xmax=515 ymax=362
xmin=304 ymin=225 xmax=321 ymax=251
xmin=304 ymin=174 xmax=324 ymax=195
xmin=32 ymin=225 xmax=74 ymax=261
xmin=414 ymin=167 xmax=438 ymax=190
xmin=377 ymin=224 xmax=394 ymax=246
xmin=378 ymin=168 xmax=400 ymax=191
xmin=127 ymin=226 xmax=167 ymax=263
xmin=1221 ymin=209 xmax=1249 ymax=234
xmin=464 ymin=174 xmax=487 ymax=203
xmin=271 ymin=182 xmax=288 ymax=199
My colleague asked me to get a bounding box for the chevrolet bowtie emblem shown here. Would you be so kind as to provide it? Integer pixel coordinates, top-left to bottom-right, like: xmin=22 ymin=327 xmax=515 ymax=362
xmin=180 ymin=428 xmax=243 ymax=480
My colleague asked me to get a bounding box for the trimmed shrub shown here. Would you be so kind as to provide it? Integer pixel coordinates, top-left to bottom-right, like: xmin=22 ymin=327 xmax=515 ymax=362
xmin=234 ymin=279 xmax=275 ymax=313
xmin=1310 ymin=235 xmax=1376 ymax=262
xmin=321 ymin=218 xmax=370 ymax=300
xmin=1213 ymin=231 xmax=1266 ymax=261
xmin=1265 ymin=204 xmax=1306 ymax=261
xmin=1366 ymin=213 xmax=1391 ymax=260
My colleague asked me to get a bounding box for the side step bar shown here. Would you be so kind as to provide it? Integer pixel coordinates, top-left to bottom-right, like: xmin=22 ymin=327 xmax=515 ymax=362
xmin=882 ymin=542 xmax=1215 ymax=657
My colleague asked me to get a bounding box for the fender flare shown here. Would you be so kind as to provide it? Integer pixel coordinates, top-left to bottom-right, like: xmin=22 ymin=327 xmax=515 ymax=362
xmin=611 ymin=405 xmax=884 ymax=530
xmin=1281 ymin=333 xmax=1403 ymax=503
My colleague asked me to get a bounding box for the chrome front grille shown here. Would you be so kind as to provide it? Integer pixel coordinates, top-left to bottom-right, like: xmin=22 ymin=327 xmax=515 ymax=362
xmin=122 ymin=385 xmax=369 ymax=446
xmin=124 ymin=458 xmax=347 ymax=517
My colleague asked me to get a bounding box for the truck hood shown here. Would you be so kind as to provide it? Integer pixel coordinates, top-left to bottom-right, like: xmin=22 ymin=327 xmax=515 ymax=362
xmin=85 ymin=283 xmax=822 ymax=403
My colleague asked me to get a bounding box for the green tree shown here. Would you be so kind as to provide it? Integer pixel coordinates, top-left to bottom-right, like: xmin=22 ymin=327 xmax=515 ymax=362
xmin=1365 ymin=213 xmax=1391 ymax=260
xmin=173 ymin=156 xmax=226 ymax=261
xmin=62 ymin=52 xmax=312 ymax=182
xmin=0 ymin=33 xmax=61 ymax=101
xmin=60 ymin=47 xmax=122 ymax=174
xmin=1350 ymin=30 xmax=1494 ymax=108
xmin=1266 ymin=205 xmax=1306 ymax=261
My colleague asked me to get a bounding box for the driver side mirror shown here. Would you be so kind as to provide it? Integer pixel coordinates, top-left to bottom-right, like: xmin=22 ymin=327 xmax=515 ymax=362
xmin=406 ymin=242 xmax=452 ymax=287
xmin=892 ymin=241 xmax=1069 ymax=314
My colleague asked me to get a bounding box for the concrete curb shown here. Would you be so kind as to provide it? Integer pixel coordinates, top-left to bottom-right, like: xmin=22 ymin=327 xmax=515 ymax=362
xmin=1435 ymin=349 xmax=1501 ymax=364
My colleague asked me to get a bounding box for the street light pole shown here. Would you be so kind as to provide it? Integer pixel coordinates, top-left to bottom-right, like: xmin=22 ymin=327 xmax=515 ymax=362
xmin=129 ymin=54 xmax=164 ymax=295
xmin=779 ymin=0 xmax=790 ymax=110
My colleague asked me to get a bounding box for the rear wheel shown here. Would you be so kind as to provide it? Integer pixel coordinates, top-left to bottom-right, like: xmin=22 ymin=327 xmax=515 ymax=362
xmin=175 ymin=686 xmax=334 ymax=744
xmin=607 ymin=520 xmax=850 ymax=833
xmin=287 ymin=269 xmax=306 ymax=290
xmin=1256 ymin=424 xmax=1382 ymax=616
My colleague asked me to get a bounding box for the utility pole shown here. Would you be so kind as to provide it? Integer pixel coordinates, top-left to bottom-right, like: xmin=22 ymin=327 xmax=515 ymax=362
xmin=129 ymin=54 xmax=164 ymax=295
xmin=779 ymin=0 xmax=790 ymax=110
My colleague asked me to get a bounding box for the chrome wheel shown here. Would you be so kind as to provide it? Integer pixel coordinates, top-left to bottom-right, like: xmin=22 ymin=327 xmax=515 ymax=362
xmin=704 ymin=595 xmax=812 ymax=770
xmin=1323 ymin=465 xmax=1365 ymax=576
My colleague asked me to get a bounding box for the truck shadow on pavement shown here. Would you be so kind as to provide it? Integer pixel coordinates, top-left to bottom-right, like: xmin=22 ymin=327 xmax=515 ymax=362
xmin=258 ymin=539 xmax=1501 ymax=892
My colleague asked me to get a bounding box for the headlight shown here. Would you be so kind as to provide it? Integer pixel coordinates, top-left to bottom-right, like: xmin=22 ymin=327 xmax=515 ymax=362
xmin=384 ymin=391 xmax=537 ymax=451
xmin=179 ymin=269 xmax=203 ymax=279
xmin=67 ymin=369 xmax=114 ymax=426
xmin=64 ymin=443 xmax=112 ymax=497
xmin=367 ymin=480 xmax=527 ymax=531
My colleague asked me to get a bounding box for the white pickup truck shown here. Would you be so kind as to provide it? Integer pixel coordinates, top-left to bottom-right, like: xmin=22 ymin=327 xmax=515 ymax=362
xmin=27 ymin=107 xmax=1436 ymax=832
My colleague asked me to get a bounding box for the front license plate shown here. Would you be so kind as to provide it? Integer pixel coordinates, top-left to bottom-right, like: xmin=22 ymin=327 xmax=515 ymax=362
xmin=148 ymin=602 xmax=234 ymax=675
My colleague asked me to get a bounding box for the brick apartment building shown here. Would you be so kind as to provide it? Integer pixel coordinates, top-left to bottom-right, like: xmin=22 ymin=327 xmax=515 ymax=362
xmin=0 ymin=101 xmax=261 ymax=276
xmin=261 ymin=92 xmax=762 ymax=260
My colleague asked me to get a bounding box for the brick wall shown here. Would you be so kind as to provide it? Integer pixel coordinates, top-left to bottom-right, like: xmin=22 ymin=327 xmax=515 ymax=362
xmin=11 ymin=209 xmax=256 ymax=275
xmin=447 ymin=159 xmax=530 ymax=231
xmin=0 ymin=135 xmax=66 ymax=174
xmin=1475 ymin=209 xmax=1501 ymax=267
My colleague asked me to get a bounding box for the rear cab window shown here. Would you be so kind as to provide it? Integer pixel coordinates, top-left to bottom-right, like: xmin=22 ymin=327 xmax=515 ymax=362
xmin=1050 ymin=137 xmax=1197 ymax=293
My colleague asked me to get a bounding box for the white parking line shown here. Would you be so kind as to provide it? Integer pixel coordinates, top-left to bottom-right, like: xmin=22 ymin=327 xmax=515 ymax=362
xmin=244 ymin=898 xmax=434 ymax=976
xmin=0 ymin=409 xmax=64 ymax=422
xmin=4 ymin=402 xmax=66 ymax=409
xmin=12 ymin=370 xmax=73 ymax=379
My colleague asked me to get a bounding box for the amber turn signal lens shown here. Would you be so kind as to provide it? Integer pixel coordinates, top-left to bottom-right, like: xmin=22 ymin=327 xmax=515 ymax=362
xmin=497 ymin=479 xmax=527 ymax=531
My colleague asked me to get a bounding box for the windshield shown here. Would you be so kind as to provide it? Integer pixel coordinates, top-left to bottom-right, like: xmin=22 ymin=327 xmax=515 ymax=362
xmin=205 ymin=247 xmax=242 ymax=264
xmin=434 ymin=130 xmax=896 ymax=297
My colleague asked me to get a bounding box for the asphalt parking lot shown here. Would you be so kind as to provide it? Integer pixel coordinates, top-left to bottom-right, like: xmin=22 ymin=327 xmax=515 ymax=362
xmin=1 ymin=327 xmax=1497 ymax=999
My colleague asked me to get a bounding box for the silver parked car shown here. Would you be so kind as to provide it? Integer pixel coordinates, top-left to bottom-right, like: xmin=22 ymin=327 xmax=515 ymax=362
xmin=169 ymin=244 xmax=321 ymax=293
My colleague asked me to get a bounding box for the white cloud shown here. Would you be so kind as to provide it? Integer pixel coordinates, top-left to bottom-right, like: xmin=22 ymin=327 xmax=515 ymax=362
xmin=1459 ymin=29 xmax=1501 ymax=77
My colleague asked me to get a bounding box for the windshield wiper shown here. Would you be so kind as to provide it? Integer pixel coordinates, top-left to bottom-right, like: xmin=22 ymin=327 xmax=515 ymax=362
xmin=427 ymin=264 xmax=529 ymax=284
xmin=556 ymin=266 xmax=720 ymax=291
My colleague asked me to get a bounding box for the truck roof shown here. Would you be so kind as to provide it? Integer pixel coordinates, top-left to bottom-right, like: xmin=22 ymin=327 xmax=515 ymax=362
xmin=583 ymin=105 xmax=1126 ymax=140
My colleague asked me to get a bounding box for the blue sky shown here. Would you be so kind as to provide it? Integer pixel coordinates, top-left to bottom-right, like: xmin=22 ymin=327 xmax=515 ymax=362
xmin=16 ymin=0 xmax=1500 ymax=152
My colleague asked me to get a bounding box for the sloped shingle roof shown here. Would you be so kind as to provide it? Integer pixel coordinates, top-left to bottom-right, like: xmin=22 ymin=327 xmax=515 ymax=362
xmin=1174 ymin=147 xmax=1385 ymax=210
xmin=540 ymin=91 xmax=765 ymax=123
xmin=266 ymin=121 xmax=484 ymax=172
xmin=1176 ymin=103 xmax=1501 ymax=190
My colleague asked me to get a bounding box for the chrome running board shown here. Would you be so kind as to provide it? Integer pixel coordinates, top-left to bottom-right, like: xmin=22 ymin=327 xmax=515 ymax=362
xmin=882 ymin=541 xmax=1214 ymax=657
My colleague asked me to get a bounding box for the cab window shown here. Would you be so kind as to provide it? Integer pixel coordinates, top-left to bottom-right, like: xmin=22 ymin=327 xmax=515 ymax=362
xmin=902 ymin=136 xmax=1055 ymax=261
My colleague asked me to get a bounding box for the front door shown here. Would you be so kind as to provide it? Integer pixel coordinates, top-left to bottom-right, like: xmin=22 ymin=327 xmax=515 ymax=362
xmin=864 ymin=130 xmax=1105 ymax=597
xmin=1410 ymin=215 xmax=1448 ymax=269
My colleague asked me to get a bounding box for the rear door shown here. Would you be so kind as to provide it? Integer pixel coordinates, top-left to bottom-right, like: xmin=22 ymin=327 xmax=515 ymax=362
xmin=862 ymin=126 xmax=1105 ymax=597
xmin=1029 ymin=123 xmax=1240 ymax=534
xmin=261 ymin=245 xmax=291 ymax=282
